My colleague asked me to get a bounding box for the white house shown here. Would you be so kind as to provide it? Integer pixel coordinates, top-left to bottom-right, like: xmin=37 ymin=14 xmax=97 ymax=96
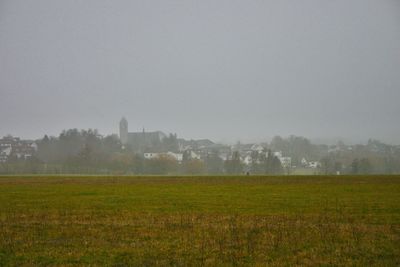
xmin=242 ymin=154 xmax=252 ymax=165
xmin=144 ymin=152 xmax=184 ymax=163
xmin=189 ymin=151 xmax=201 ymax=160
xmin=167 ymin=152 xmax=183 ymax=162
xmin=143 ymin=152 xmax=160 ymax=160
xmin=250 ymin=144 xmax=264 ymax=153
xmin=308 ymin=161 xmax=321 ymax=168
xmin=0 ymin=146 xmax=12 ymax=163
xmin=281 ymin=157 xmax=292 ymax=168
xmin=273 ymin=151 xmax=292 ymax=168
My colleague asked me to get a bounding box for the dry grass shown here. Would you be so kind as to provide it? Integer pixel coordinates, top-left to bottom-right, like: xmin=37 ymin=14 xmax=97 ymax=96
xmin=0 ymin=175 xmax=399 ymax=266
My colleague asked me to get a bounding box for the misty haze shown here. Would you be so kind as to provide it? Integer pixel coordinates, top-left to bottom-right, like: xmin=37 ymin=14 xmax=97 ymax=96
xmin=0 ymin=1 xmax=399 ymax=266
xmin=1 ymin=0 xmax=399 ymax=144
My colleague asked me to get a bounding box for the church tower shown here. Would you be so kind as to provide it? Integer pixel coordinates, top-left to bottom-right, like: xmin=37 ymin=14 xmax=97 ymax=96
xmin=119 ymin=117 xmax=128 ymax=145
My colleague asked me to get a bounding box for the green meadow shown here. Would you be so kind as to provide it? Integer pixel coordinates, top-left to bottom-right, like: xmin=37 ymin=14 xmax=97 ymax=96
xmin=0 ymin=175 xmax=399 ymax=266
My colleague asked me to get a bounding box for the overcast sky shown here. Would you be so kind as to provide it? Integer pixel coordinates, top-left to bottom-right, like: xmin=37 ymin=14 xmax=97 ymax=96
xmin=1 ymin=0 xmax=399 ymax=144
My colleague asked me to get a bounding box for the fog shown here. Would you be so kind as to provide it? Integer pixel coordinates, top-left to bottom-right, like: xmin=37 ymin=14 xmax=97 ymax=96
xmin=1 ymin=0 xmax=399 ymax=144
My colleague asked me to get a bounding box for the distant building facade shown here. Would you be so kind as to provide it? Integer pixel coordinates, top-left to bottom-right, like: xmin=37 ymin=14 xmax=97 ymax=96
xmin=0 ymin=136 xmax=37 ymax=162
xmin=143 ymin=152 xmax=183 ymax=163
xmin=119 ymin=118 xmax=167 ymax=152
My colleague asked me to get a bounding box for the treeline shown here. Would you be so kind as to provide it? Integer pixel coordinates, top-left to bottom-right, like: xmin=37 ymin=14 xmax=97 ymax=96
xmin=0 ymin=129 xmax=283 ymax=175
xmin=269 ymin=135 xmax=324 ymax=165
xmin=1 ymin=129 xmax=400 ymax=175
xmin=319 ymin=140 xmax=400 ymax=175
xmin=270 ymin=136 xmax=400 ymax=174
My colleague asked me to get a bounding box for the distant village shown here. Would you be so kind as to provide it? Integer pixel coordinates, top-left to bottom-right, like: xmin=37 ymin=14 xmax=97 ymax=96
xmin=1 ymin=118 xmax=400 ymax=175
xmin=115 ymin=118 xmax=318 ymax=173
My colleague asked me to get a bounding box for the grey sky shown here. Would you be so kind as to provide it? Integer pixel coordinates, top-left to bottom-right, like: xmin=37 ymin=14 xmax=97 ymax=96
xmin=1 ymin=0 xmax=399 ymax=144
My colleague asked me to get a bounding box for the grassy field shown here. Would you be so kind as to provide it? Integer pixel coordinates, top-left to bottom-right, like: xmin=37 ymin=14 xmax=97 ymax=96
xmin=0 ymin=175 xmax=399 ymax=266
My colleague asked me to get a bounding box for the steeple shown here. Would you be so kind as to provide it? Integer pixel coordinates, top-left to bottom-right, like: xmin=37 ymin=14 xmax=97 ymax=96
xmin=119 ymin=117 xmax=128 ymax=145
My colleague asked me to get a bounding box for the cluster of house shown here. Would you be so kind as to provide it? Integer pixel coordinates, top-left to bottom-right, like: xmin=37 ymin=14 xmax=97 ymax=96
xmin=229 ymin=144 xmax=293 ymax=168
xmin=0 ymin=136 xmax=37 ymax=163
xmin=119 ymin=118 xmax=323 ymax=169
xmin=0 ymin=118 xmax=323 ymax=171
xmin=144 ymin=145 xmax=214 ymax=163
xmin=301 ymin=158 xmax=321 ymax=168
xmin=142 ymin=147 xmax=324 ymax=171
xmin=140 ymin=143 xmax=313 ymax=169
